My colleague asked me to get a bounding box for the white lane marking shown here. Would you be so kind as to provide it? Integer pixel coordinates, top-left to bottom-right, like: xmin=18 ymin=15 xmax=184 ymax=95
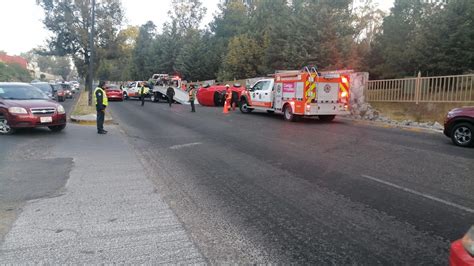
xmin=361 ymin=174 xmax=474 ymax=214
xmin=169 ymin=142 xmax=202 ymax=150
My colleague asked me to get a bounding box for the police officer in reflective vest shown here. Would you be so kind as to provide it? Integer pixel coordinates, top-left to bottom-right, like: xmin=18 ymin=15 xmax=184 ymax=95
xmin=139 ymin=82 xmax=148 ymax=106
xmin=94 ymin=81 xmax=108 ymax=134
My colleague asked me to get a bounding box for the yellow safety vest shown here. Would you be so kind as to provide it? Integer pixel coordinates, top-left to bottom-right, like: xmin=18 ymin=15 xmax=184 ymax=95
xmin=140 ymin=86 xmax=149 ymax=95
xmin=189 ymin=89 xmax=195 ymax=100
xmin=94 ymin=87 xmax=108 ymax=106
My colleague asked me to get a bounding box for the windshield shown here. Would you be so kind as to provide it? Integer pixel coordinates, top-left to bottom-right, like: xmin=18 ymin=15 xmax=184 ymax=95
xmin=106 ymin=85 xmax=119 ymax=90
xmin=60 ymin=83 xmax=71 ymax=89
xmin=31 ymin=83 xmax=52 ymax=94
xmin=0 ymin=85 xmax=49 ymax=100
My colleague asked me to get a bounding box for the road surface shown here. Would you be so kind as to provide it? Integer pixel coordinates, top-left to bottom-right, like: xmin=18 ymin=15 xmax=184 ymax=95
xmin=0 ymin=94 xmax=77 ymax=242
xmin=108 ymin=99 xmax=473 ymax=264
xmin=1 ymin=96 xmax=472 ymax=264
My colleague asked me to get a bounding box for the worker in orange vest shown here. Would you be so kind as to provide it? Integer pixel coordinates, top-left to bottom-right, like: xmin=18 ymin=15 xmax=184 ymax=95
xmin=225 ymin=84 xmax=232 ymax=112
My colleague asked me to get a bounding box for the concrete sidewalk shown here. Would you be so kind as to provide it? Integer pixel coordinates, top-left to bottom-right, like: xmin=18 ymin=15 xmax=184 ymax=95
xmin=0 ymin=124 xmax=204 ymax=264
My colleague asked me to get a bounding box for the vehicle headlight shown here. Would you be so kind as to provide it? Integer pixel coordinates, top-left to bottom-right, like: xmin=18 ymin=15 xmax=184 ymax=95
xmin=8 ymin=107 xmax=28 ymax=114
xmin=447 ymin=111 xmax=455 ymax=118
xmin=57 ymin=105 xmax=65 ymax=114
xmin=462 ymin=226 xmax=474 ymax=256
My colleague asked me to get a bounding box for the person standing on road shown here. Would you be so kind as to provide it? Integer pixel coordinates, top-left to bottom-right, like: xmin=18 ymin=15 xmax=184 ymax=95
xmin=189 ymin=85 xmax=196 ymax=112
xmin=225 ymin=84 xmax=232 ymax=112
xmin=139 ymin=82 xmax=147 ymax=106
xmin=148 ymin=79 xmax=154 ymax=93
xmin=166 ymin=86 xmax=175 ymax=107
xmin=94 ymin=81 xmax=108 ymax=134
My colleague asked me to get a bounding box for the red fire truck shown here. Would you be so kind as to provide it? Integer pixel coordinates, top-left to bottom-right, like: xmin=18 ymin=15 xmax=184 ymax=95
xmin=239 ymin=67 xmax=350 ymax=122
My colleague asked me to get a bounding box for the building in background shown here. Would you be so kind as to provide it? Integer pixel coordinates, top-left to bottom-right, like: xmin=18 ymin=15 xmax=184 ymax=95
xmin=0 ymin=52 xmax=28 ymax=69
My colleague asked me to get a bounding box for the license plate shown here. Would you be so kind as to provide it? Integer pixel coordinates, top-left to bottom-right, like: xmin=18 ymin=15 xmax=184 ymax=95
xmin=40 ymin=117 xmax=52 ymax=123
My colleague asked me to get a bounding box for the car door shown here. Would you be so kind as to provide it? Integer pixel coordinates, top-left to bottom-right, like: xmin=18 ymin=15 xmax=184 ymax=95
xmin=260 ymin=80 xmax=274 ymax=107
xmin=250 ymin=80 xmax=272 ymax=107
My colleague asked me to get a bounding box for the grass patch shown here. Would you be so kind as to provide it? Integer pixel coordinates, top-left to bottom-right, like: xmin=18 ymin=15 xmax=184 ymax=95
xmin=71 ymin=91 xmax=96 ymax=116
xmin=370 ymin=102 xmax=470 ymax=123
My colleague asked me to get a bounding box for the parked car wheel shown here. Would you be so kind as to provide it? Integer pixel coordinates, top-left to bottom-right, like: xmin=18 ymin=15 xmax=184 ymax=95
xmin=48 ymin=124 xmax=66 ymax=132
xmin=319 ymin=115 xmax=336 ymax=122
xmin=451 ymin=122 xmax=473 ymax=147
xmin=0 ymin=117 xmax=15 ymax=135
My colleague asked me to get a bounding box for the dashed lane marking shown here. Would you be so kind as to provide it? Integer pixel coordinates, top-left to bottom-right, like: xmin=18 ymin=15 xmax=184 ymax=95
xmin=361 ymin=174 xmax=474 ymax=214
xmin=169 ymin=142 xmax=203 ymax=150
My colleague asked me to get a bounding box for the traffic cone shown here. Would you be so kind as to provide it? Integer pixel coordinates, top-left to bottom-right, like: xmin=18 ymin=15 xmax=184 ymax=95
xmin=223 ymin=100 xmax=229 ymax=114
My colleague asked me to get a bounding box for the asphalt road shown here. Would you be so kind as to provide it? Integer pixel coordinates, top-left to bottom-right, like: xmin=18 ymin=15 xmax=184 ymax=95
xmin=109 ymin=99 xmax=474 ymax=264
xmin=0 ymin=93 xmax=77 ymax=242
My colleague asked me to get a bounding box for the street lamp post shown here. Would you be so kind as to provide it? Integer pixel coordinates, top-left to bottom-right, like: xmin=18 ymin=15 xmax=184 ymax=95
xmin=88 ymin=0 xmax=96 ymax=106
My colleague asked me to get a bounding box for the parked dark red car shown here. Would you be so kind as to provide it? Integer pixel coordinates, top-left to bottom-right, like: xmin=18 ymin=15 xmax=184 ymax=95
xmin=196 ymin=84 xmax=245 ymax=106
xmin=444 ymin=106 xmax=474 ymax=147
xmin=449 ymin=226 xmax=474 ymax=266
xmin=105 ymin=84 xmax=124 ymax=101
xmin=0 ymin=83 xmax=67 ymax=134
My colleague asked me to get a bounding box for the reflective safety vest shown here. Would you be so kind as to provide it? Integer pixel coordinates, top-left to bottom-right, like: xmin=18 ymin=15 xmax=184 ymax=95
xmin=94 ymin=87 xmax=108 ymax=106
xmin=139 ymin=86 xmax=150 ymax=95
xmin=188 ymin=89 xmax=195 ymax=100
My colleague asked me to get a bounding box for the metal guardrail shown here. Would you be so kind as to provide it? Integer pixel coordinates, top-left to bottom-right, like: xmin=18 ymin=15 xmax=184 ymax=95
xmin=366 ymin=73 xmax=474 ymax=103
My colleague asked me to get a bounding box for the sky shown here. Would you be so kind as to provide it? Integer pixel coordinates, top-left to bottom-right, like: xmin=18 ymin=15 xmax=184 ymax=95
xmin=0 ymin=0 xmax=394 ymax=56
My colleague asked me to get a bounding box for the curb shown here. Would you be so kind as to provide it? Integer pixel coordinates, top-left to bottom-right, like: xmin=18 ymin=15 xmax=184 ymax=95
xmin=69 ymin=90 xmax=116 ymax=126
xmin=340 ymin=117 xmax=444 ymax=135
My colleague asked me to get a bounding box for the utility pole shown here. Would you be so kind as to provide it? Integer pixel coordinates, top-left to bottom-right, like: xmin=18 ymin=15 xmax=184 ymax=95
xmin=88 ymin=0 xmax=96 ymax=106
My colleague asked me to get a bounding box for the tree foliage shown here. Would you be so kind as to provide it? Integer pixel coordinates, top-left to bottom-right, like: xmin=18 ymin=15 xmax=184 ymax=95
xmin=370 ymin=0 xmax=474 ymax=78
xmin=0 ymin=62 xmax=32 ymax=82
xmin=37 ymin=0 xmax=123 ymax=86
xmin=38 ymin=0 xmax=472 ymax=82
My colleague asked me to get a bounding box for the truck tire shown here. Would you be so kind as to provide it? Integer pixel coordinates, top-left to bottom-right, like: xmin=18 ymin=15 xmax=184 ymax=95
xmin=319 ymin=115 xmax=336 ymax=122
xmin=239 ymin=99 xmax=253 ymax=113
xmin=283 ymin=104 xmax=297 ymax=122
xmin=151 ymin=92 xmax=158 ymax=102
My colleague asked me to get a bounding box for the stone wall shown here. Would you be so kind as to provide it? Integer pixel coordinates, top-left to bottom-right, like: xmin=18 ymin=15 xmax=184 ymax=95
xmin=348 ymin=72 xmax=445 ymax=130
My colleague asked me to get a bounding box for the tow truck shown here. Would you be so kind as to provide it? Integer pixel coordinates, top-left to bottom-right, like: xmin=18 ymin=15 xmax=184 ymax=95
xmin=239 ymin=67 xmax=350 ymax=122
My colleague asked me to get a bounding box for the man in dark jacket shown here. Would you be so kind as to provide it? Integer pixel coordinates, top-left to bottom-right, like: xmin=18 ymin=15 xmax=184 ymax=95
xmin=189 ymin=85 xmax=196 ymax=112
xmin=166 ymin=86 xmax=175 ymax=107
xmin=94 ymin=81 xmax=108 ymax=134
